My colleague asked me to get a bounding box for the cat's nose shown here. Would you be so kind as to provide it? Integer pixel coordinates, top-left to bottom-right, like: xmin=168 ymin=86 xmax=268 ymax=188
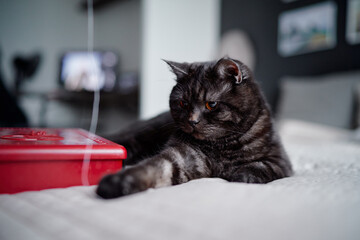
xmin=189 ymin=110 xmax=200 ymax=126
xmin=188 ymin=119 xmax=200 ymax=126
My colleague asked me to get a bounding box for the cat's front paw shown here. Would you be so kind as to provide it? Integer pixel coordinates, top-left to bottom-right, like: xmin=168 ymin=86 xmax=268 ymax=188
xmin=96 ymin=170 xmax=146 ymax=199
xmin=233 ymin=172 xmax=265 ymax=184
xmin=96 ymin=173 xmax=124 ymax=199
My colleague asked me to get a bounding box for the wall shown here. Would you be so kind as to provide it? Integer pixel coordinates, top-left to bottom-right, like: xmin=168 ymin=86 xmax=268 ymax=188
xmin=221 ymin=0 xmax=360 ymax=111
xmin=0 ymin=0 xmax=140 ymax=91
xmin=140 ymin=0 xmax=221 ymax=119
xmin=0 ymin=0 xmax=140 ymax=132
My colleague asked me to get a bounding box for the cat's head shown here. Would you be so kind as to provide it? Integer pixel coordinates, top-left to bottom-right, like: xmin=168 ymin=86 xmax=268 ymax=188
xmin=167 ymin=57 xmax=265 ymax=141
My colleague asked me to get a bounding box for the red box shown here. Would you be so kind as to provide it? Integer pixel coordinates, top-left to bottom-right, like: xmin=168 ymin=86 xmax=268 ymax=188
xmin=0 ymin=128 xmax=126 ymax=194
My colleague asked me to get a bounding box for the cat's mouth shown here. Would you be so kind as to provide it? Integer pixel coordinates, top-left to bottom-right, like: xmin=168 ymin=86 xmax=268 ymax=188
xmin=192 ymin=131 xmax=205 ymax=140
xmin=184 ymin=126 xmax=205 ymax=140
xmin=180 ymin=123 xmax=209 ymax=140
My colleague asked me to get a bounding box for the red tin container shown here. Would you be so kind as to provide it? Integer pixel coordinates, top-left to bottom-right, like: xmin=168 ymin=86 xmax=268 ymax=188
xmin=0 ymin=128 xmax=126 ymax=194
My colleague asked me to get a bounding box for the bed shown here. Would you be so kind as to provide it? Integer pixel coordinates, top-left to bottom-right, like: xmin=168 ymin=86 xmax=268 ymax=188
xmin=0 ymin=118 xmax=359 ymax=240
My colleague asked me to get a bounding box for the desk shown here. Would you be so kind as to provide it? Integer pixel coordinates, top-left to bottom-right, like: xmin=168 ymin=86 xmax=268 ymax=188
xmin=18 ymin=89 xmax=138 ymax=132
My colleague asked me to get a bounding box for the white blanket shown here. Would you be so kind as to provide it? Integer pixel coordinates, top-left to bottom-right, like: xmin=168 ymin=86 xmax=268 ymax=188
xmin=1 ymin=120 xmax=360 ymax=240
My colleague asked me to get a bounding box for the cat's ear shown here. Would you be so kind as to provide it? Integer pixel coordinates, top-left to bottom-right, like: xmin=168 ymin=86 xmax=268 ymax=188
xmin=215 ymin=58 xmax=248 ymax=84
xmin=163 ymin=60 xmax=189 ymax=79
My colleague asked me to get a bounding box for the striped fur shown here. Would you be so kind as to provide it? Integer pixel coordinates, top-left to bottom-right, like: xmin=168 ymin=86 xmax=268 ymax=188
xmin=97 ymin=58 xmax=292 ymax=199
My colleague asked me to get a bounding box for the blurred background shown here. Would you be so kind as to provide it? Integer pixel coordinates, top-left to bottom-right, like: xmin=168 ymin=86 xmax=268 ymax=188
xmin=1 ymin=0 xmax=360 ymax=136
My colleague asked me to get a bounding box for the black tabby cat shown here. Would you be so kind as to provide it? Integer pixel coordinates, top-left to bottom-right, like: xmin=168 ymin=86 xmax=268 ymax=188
xmin=96 ymin=58 xmax=292 ymax=199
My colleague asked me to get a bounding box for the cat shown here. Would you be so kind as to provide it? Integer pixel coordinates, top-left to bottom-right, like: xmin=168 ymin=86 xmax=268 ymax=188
xmin=96 ymin=57 xmax=292 ymax=199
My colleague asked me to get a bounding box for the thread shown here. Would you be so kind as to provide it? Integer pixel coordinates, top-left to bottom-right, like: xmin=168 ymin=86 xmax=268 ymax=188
xmin=81 ymin=0 xmax=101 ymax=186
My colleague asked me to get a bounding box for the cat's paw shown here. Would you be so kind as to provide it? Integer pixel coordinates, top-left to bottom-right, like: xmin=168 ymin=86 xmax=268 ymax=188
xmin=96 ymin=173 xmax=123 ymax=199
xmin=96 ymin=170 xmax=145 ymax=199
xmin=233 ymin=172 xmax=265 ymax=184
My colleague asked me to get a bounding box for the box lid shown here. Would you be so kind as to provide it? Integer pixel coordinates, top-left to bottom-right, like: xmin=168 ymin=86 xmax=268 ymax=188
xmin=0 ymin=128 xmax=126 ymax=161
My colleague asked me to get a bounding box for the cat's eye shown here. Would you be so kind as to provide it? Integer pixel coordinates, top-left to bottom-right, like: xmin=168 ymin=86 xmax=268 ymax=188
xmin=205 ymin=101 xmax=218 ymax=110
xmin=179 ymin=100 xmax=188 ymax=109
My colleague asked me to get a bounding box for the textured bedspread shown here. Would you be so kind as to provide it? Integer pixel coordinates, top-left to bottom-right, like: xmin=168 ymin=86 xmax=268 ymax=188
xmin=1 ymin=120 xmax=360 ymax=240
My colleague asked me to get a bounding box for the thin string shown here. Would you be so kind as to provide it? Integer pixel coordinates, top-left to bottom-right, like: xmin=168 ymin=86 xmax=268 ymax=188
xmin=81 ymin=0 xmax=100 ymax=186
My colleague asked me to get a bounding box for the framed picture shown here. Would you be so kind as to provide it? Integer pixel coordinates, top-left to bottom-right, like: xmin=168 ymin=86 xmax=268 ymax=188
xmin=278 ymin=1 xmax=337 ymax=57
xmin=346 ymin=0 xmax=360 ymax=45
